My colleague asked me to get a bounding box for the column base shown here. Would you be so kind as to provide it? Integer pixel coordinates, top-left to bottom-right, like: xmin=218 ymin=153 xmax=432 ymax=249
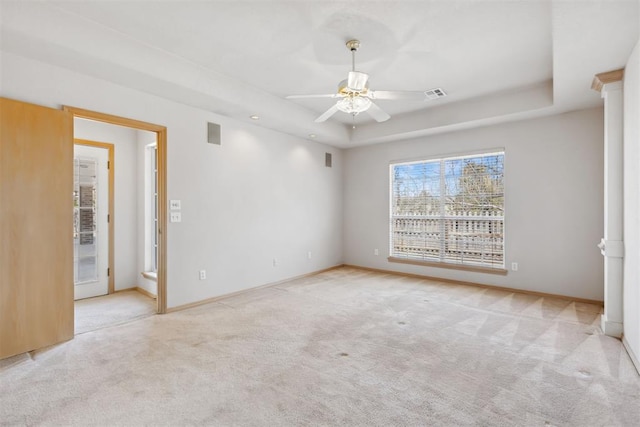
xmin=601 ymin=314 xmax=623 ymax=338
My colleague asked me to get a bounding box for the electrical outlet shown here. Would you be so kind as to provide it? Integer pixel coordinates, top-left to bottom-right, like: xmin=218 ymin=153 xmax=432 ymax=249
xmin=511 ymin=262 xmax=518 ymax=272
xmin=273 ymin=258 xmax=278 ymax=267
xmin=374 ymin=249 xmax=379 ymax=256
xmin=170 ymin=212 xmax=181 ymax=223
xmin=199 ymin=270 xmax=206 ymax=280
xmin=170 ymin=199 xmax=181 ymax=210
xmin=307 ymin=251 xmax=312 ymax=260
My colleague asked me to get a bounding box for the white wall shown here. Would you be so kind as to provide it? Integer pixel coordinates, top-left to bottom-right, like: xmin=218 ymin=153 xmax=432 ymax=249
xmin=344 ymin=108 xmax=605 ymax=301
xmin=74 ymin=118 xmax=139 ymax=291
xmin=623 ymin=35 xmax=640 ymax=370
xmin=0 ymin=51 xmax=344 ymax=309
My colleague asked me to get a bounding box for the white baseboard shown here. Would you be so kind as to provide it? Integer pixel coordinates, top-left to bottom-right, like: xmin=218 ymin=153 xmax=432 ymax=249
xmin=134 ymin=286 xmax=157 ymax=299
xmin=622 ymin=336 xmax=640 ymax=375
xmin=600 ymin=315 xmax=623 ymax=338
xmin=166 ymin=264 xmax=344 ymax=313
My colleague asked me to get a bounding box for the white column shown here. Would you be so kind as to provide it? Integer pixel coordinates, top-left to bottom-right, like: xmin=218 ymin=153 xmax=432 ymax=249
xmin=598 ymin=77 xmax=624 ymax=338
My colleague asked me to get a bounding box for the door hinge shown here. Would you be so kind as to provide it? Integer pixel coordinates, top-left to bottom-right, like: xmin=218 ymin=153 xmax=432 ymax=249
xmin=107 ymin=160 xmax=110 ymax=169
xmin=107 ymin=214 xmax=110 ymax=223
xmin=107 ymin=268 xmax=110 ymax=277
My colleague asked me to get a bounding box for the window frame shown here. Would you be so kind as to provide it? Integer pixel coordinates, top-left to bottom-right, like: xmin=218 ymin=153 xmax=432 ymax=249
xmin=144 ymin=142 xmax=158 ymax=274
xmin=388 ymin=149 xmax=507 ymax=275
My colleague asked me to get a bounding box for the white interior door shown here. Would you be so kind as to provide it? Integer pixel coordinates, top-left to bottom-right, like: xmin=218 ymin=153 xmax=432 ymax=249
xmin=74 ymin=144 xmax=109 ymax=300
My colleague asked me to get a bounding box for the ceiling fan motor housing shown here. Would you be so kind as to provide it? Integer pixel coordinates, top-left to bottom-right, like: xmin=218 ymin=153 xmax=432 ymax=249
xmin=338 ymin=76 xmax=370 ymax=95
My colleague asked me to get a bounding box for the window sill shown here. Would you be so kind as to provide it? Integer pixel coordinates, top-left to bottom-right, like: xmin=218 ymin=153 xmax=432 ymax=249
xmin=141 ymin=271 xmax=157 ymax=282
xmin=387 ymin=256 xmax=508 ymax=275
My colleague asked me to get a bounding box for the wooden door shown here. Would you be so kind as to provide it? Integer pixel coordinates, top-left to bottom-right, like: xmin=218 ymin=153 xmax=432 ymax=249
xmin=0 ymin=97 xmax=74 ymax=359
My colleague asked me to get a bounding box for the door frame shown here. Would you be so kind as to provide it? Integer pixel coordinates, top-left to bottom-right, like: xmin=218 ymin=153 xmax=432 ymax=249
xmin=74 ymin=139 xmax=115 ymax=295
xmin=64 ymin=106 xmax=168 ymax=314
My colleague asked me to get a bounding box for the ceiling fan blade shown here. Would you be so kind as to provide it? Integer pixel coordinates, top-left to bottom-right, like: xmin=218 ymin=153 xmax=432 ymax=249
xmin=286 ymin=94 xmax=338 ymax=99
xmin=369 ymin=90 xmax=428 ymax=101
xmin=366 ymin=102 xmax=391 ymax=122
xmin=315 ymin=104 xmax=340 ymax=123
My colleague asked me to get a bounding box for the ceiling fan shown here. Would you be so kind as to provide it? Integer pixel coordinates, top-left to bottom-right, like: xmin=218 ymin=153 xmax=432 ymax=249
xmin=287 ymin=39 xmax=446 ymax=124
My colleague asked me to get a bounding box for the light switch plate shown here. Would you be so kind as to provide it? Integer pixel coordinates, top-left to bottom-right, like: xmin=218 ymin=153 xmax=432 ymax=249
xmin=170 ymin=212 xmax=181 ymax=223
xmin=170 ymin=200 xmax=181 ymax=210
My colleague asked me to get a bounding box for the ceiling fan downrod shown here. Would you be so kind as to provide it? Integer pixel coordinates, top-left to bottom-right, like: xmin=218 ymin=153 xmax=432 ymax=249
xmin=346 ymin=39 xmax=360 ymax=72
xmin=344 ymin=40 xmax=369 ymax=93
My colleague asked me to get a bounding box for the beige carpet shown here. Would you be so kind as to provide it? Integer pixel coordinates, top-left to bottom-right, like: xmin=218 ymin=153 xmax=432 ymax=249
xmin=1 ymin=267 xmax=638 ymax=426
xmin=74 ymin=289 xmax=157 ymax=335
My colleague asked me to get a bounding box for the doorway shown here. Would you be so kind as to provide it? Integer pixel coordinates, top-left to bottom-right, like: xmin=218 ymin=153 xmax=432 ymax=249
xmin=0 ymin=98 xmax=167 ymax=359
xmin=65 ymin=106 xmax=168 ymax=315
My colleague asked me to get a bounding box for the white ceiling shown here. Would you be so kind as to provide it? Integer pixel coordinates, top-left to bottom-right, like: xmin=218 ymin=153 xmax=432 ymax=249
xmin=1 ymin=0 xmax=638 ymax=147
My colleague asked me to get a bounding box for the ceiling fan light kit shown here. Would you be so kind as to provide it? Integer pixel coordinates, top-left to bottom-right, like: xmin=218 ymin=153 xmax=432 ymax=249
xmin=336 ymin=96 xmax=371 ymax=114
xmin=287 ymin=39 xmax=446 ymax=124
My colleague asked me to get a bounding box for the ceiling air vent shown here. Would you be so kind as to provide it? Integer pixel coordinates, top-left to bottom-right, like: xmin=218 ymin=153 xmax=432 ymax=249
xmin=424 ymin=88 xmax=447 ymax=100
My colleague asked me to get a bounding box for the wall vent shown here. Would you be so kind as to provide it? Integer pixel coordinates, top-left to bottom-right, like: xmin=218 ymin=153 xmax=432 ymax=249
xmin=207 ymin=122 xmax=221 ymax=145
xmin=325 ymin=153 xmax=332 ymax=168
xmin=424 ymin=88 xmax=447 ymax=100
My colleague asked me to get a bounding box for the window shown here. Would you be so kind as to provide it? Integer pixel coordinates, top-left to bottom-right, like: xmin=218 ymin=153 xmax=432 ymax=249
xmin=73 ymin=157 xmax=98 ymax=283
xmin=145 ymin=143 xmax=158 ymax=273
xmin=390 ymin=151 xmax=505 ymax=271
